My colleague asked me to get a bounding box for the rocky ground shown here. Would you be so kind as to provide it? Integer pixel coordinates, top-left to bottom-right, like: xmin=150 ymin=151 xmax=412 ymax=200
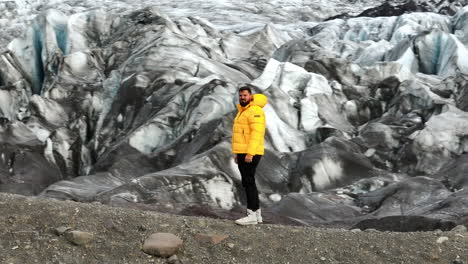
xmin=0 ymin=193 xmax=466 ymax=264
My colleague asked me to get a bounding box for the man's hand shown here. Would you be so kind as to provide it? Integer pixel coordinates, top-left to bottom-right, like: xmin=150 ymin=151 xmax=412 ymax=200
xmin=245 ymin=154 xmax=253 ymax=163
xmin=234 ymin=155 xmax=238 ymax=164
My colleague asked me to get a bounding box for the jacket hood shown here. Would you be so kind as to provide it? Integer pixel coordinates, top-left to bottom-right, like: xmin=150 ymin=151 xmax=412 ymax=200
xmin=252 ymin=94 xmax=267 ymax=108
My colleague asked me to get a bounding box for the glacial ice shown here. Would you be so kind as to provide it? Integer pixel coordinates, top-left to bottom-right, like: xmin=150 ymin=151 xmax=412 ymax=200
xmin=30 ymin=95 xmax=69 ymax=127
xmin=412 ymin=108 xmax=468 ymax=174
xmin=0 ymin=1 xmax=467 ymax=229
xmin=306 ymin=11 xmax=468 ymax=78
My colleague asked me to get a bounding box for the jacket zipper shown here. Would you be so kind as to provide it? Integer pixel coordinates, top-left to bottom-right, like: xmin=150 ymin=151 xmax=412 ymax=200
xmin=237 ymin=107 xmax=249 ymax=144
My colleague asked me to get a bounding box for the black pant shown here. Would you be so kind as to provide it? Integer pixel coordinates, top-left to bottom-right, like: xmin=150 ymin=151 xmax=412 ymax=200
xmin=237 ymin=154 xmax=262 ymax=211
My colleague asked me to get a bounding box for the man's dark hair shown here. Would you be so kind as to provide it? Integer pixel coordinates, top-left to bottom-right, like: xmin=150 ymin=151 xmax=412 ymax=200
xmin=239 ymin=84 xmax=256 ymax=94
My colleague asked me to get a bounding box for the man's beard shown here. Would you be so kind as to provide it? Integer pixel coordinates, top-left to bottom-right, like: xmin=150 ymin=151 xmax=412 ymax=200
xmin=240 ymin=100 xmax=250 ymax=107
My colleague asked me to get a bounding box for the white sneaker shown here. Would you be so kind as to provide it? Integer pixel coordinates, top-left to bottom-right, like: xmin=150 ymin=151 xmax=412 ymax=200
xmin=256 ymin=209 xmax=262 ymax=223
xmin=235 ymin=209 xmax=258 ymax=225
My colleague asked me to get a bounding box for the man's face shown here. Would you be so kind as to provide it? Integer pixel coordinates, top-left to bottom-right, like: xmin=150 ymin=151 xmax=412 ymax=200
xmin=239 ymin=90 xmax=252 ymax=107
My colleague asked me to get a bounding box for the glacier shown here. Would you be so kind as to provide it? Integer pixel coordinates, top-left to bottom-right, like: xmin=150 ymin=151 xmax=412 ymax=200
xmin=0 ymin=0 xmax=467 ymax=231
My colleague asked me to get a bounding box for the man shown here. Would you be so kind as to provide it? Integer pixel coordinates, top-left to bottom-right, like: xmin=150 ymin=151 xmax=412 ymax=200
xmin=232 ymin=84 xmax=267 ymax=225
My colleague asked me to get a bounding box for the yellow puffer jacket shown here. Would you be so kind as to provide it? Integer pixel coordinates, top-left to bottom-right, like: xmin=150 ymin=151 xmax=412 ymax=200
xmin=232 ymin=94 xmax=267 ymax=156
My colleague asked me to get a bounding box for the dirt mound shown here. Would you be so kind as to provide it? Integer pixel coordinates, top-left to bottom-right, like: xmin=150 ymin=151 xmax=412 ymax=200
xmin=0 ymin=193 xmax=466 ymax=264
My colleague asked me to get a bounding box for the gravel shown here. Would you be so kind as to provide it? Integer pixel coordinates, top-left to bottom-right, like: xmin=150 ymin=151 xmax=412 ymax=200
xmin=0 ymin=192 xmax=466 ymax=264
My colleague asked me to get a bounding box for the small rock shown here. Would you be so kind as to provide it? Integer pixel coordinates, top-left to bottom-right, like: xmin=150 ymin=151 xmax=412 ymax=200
xmin=320 ymin=257 xmax=326 ymax=261
xmin=451 ymin=225 xmax=467 ymax=233
xmin=194 ymin=233 xmax=229 ymax=245
xmin=7 ymin=216 xmax=15 ymax=224
xmin=241 ymin=247 xmax=252 ymax=252
xmin=365 ymin=228 xmax=379 ymax=233
xmin=103 ymin=219 xmax=115 ymax=229
xmin=103 ymin=219 xmax=125 ymax=233
xmin=167 ymin=255 xmax=179 ymax=264
xmin=143 ymin=233 xmax=183 ymax=257
xmin=65 ymin=231 xmax=94 ymax=246
xmin=350 ymin=229 xmax=361 ymax=233
xmin=436 ymin=236 xmax=449 ymax=244
xmin=197 ymin=219 xmax=207 ymax=227
xmin=227 ymin=243 xmax=235 ymax=249
xmin=54 ymin=226 xmax=71 ymax=236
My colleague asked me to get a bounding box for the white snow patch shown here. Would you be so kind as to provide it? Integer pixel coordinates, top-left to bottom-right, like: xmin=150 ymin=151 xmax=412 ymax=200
xmin=312 ymin=157 xmax=344 ymax=190
xmin=117 ymin=113 xmax=123 ymax=123
xmin=229 ymin=157 xmax=241 ymax=181
xmin=27 ymin=124 xmax=51 ymax=142
xmin=65 ymin=52 xmax=89 ymax=76
xmin=344 ymin=100 xmax=358 ymax=121
xmin=203 ymin=175 xmax=235 ymax=209
xmin=129 ymin=123 xmax=167 ymax=154
xmin=364 ymin=148 xmax=376 ymax=157
xmin=269 ymin=193 xmax=282 ymax=202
